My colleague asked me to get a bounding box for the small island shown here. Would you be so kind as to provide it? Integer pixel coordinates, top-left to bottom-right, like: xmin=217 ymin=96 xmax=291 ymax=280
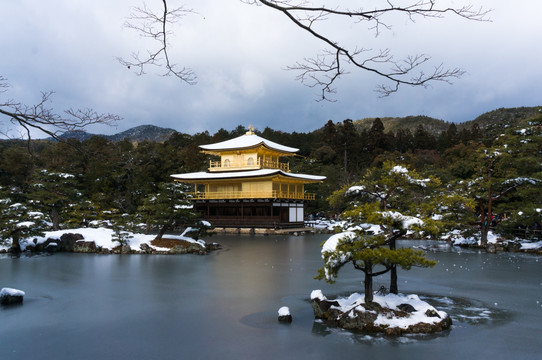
xmin=311 ymin=290 xmax=451 ymax=335
xmin=1 ymin=228 xmax=220 ymax=255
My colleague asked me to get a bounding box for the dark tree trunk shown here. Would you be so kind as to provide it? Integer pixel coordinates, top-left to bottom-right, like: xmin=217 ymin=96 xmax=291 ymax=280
xmin=9 ymin=234 xmax=21 ymax=253
xmin=389 ymin=266 xmax=398 ymax=294
xmin=155 ymin=217 xmax=174 ymax=240
xmin=51 ymin=207 xmax=60 ymax=231
xmin=481 ymin=164 xmax=494 ymax=248
xmin=388 ymin=230 xmax=405 ymax=294
xmin=155 ymin=224 xmax=169 ymax=241
xmin=480 ymin=221 xmax=489 ymax=247
xmin=364 ymin=261 xmax=374 ymax=303
xmin=479 ymin=196 xmax=491 ymax=248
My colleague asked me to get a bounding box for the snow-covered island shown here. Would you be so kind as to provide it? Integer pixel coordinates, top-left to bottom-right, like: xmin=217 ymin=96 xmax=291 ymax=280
xmin=310 ymin=290 xmax=452 ymax=335
xmin=0 ymin=227 xmax=220 ymax=255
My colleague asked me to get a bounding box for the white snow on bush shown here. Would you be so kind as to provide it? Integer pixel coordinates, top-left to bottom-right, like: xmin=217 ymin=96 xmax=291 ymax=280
xmin=391 ymin=165 xmax=409 ymax=174
xmin=381 ymin=211 xmax=424 ymax=228
xmin=346 ymin=185 xmax=365 ymax=195
xmin=321 ymin=231 xmax=356 ymax=254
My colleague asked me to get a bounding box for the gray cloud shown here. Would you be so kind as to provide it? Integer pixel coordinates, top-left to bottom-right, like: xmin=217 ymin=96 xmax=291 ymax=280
xmin=1 ymin=0 xmax=541 ymax=138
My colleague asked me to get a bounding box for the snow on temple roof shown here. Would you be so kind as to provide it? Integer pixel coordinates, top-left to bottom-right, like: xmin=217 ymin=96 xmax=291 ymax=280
xmin=171 ymin=169 xmax=325 ymax=182
xmin=199 ymin=133 xmax=299 ymax=154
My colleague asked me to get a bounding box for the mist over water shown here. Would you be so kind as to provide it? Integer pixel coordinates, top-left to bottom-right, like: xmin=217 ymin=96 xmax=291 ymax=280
xmin=1 ymin=235 xmax=541 ymax=359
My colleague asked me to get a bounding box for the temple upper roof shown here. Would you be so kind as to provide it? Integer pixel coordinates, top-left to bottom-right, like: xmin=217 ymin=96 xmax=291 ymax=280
xmin=199 ymin=132 xmax=298 ymax=155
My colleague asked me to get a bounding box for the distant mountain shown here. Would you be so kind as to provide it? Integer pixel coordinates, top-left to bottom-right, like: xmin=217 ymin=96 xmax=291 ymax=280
xmin=461 ymin=106 xmax=542 ymax=132
xmin=55 ymin=130 xmax=95 ymax=142
xmin=353 ymin=115 xmax=449 ymax=135
xmin=55 ymin=125 xmax=177 ymax=143
xmin=352 ymin=106 xmax=542 ymax=136
xmin=107 ymin=125 xmax=176 ymax=142
xmin=52 ymin=106 xmax=541 ymax=143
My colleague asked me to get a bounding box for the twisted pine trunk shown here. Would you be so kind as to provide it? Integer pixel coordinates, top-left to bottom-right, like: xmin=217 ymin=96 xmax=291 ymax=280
xmin=388 ymin=230 xmax=406 ymax=294
xmin=364 ymin=261 xmax=374 ymax=303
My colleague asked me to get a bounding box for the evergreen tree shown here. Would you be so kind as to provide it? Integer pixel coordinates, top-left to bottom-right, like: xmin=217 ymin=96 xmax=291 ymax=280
xmin=0 ymin=186 xmax=47 ymax=252
xmin=337 ymin=119 xmax=360 ymax=183
xmin=367 ymin=118 xmax=388 ymax=153
xmin=138 ymin=182 xmax=201 ymax=240
xmin=0 ymin=142 xmax=35 ymax=186
xmin=413 ymin=124 xmax=436 ymax=150
xmin=454 ymin=117 xmax=542 ymax=246
xmin=321 ymin=120 xmax=338 ymax=148
xmin=316 ymin=230 xmax=436 ymax=303
xmin=111 ymin=215 xmax=135 ymax=253
xmin=323 ymin=161 xmax=459 ymax=299
xmin=470 ymin=123 xmax=482 ymax=140
xmin=437 ymin=123 xmax=459 ymax=151
xmin=394 ymin=128 xmax=414 ymax=153
xmin=27 ymin=169 xmax=83 ymax=230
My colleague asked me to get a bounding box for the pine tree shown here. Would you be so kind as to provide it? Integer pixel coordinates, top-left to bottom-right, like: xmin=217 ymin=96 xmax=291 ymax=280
xmin=27 ymin=169 xmax=83 ymax=230
xmin=0 ymin=186 xmax=48 ymax=252
xmin=321 ymin=161 xmax=468 ymax=299
xmin=455 ymin=117 xmax=542 ymax=246
xmin=316 ymin=231 xmax=436 ymax=303
xmin=138 ymin=182 xmax=201 ymax=240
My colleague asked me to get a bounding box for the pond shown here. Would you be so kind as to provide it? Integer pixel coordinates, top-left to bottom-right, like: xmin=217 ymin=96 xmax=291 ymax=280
xmin=1 ymin=234 xmax=541 ymax=359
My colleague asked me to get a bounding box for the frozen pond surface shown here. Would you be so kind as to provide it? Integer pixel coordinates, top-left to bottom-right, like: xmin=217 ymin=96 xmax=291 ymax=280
xmin=1 ymin=234 xmax=541 ymax=359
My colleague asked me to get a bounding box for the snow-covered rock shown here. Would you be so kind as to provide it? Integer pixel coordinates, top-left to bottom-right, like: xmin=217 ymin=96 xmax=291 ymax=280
xmin=278 ymin=306 xmax=292 ymax=323
xmin=1 ymin=288 xmax=25 ymax=305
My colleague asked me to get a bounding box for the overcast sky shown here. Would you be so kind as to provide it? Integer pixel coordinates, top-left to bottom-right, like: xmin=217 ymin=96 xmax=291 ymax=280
xmin=1 ymin=0 xmax=541 ymax=137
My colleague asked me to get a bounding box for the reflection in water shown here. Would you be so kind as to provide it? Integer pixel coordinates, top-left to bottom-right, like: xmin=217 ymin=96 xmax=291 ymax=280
xmin=0 ymin=235 xmax=540 ymax=360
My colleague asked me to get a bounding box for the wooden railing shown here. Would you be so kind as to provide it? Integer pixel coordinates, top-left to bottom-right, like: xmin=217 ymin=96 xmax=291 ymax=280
xmin=187 ymin=190 xmax=315 ymax=200
xmin=209 ymin=158 xmax=289 ymax=172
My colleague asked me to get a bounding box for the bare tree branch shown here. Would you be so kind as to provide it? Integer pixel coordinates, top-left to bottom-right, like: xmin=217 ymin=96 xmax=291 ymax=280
xmin=117 ymin=0 xmax=197 ymax=84
xmin=0 ymin=77 xmax=120 ymax=144
xmin=121 ymin=1 xmax=489 ymax=100
xmin=249 ymin=0 xmax=490 ymax=99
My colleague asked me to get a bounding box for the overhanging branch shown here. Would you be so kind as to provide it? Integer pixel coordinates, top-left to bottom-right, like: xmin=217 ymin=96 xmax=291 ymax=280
xmin=255 ymin=0 xmax=489 ymax=99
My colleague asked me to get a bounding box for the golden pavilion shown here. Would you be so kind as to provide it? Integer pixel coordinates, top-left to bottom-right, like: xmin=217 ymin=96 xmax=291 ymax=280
xmin=171 ymin=127 xmax=325 ymax=228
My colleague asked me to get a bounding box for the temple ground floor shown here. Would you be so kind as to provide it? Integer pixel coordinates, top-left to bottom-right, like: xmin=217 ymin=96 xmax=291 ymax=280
xmin=193 ymin=199 xmax=306 ymax=228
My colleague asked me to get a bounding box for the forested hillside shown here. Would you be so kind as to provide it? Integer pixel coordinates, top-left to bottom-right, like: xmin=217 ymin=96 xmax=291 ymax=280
xmin=1 ymin=107 xmax=541 ymax=245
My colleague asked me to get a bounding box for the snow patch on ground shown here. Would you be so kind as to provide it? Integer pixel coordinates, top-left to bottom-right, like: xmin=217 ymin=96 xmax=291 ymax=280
xmin=16 ymin=227 xmax=205 ymax=252
xmin=519 ymin=241 xmax=542 ymax=250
